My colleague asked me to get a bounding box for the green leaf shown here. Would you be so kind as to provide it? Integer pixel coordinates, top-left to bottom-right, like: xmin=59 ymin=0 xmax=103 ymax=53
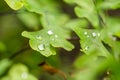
xmin=75 ymin=6 xmax=99 ymax=27
xmin=73 ymin=27 xmax=110 ymax=57
xmin=100 ymin=17 xmax=120 ymax=60
xmin=5 ymin=0 xmax=60 ymax=14
xmin=74 ymin=0 xmax=94 ymax=8
xmin=40 ymin=13 xmax=69 ymax=29
xmin=22 ymin=27 xmax=74 ymax=57
xmin=21 ymin=9 xmax=74 ymax=57
xmin=4 ymin=0 xmax=24 ymax=10
xmin=72 ymin=16 xmax=120 ymax=80
xmin=110 ymin=62 xmax=120 ymax=80
xmin=74 ymin=54 xmax=98 ymax=69
xmin=73 ymin=54 xmax=110 ymax=80
xmin=99 ymin=0 xmax=120 ymax=9
xmin=72 ymin=0 xmax=99 ymax=27
xmin=18 ymin=0 xmax=74 ymax=57
xmin=73 ymin=68 xmax=95 ymax=80
xmin=0 ymin=59 xmax=12 ymax=76
xmin=1 ymin=64 xmax=38 ymax=80
xmin=65 ymin=19 xmax=88 ymax=29
xmin=17 ymin=12 xmax=40 ymax=29
xmin=101 ymin=18 xmax=120 ymax=47
xmin=22 ymin=0 xmax=60 ymax=15
xmin=64 ymin=0 xmax=75 ymax=4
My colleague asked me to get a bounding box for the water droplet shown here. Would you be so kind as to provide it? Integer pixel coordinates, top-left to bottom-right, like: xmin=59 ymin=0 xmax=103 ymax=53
xmin=36 ymin=35 xmax=42 ymax=40
xmin=21 ymin=72 xmax=28 ymax=79
xmin=47 ymin=30 xmax=53 ymax=35
xmin=55 ymin=35 xmax=58 ymax=38
xmin=51 ymin=35 xmax=58 ymax=41
xmin=84 ymin=32 xmax=88 ymax=35
xmin=97 ymin=33 xmax=100 ymax=37
xmin=85 ymin=46 xmax=89 ymax=51
xmin=106 ymin=71 xmax=110 ymax=75
xmin=84 ymin=32 xmax=90 ymax=38
xmin=92 ymin=32 xmax=97 ymax=37
xmin=38 ymin=44 xmax=45 ymax=50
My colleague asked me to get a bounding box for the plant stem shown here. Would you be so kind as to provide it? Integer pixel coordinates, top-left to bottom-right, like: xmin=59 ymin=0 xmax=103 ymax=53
xmin=9 ymin=46 xmax=30 ymax=60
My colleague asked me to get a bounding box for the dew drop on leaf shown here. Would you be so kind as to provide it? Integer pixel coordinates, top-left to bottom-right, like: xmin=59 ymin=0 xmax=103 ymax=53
xmin=106 ymin=71 xmax=110 ymax=75
xmin=47 ymin=30 xmax=53 ymax=35
xmin=38 ymin=44 xmax=45 ymax=51
xmin=84 ymin=32 xmax=88 ymax=35
xmin=97 ymin=33 xmax=100 ymax=37
xmin=21 ymin=72 xmax=28 ymax=79
xmin=92 ymin=32 xmax=97 ymax=37
xmin=51 ymin=35 xmax=58 ymax=41
xmin=85 ymin=46 xmax=89 ymax=51
xmin=84 ymin=31 xmax=90 ymax=38
xmin=55 ymin=34 xmax=58 ymax=38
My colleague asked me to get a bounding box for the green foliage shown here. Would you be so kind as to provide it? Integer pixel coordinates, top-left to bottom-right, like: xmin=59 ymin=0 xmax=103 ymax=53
xmin=22 ymin=28 xmax=74 ymax=57
xmin=4 ymin=0 xmax=74 ymax=56
xmin=0 ymin=42 xmax=6 ymax=52
xmin=17 ymin=12 xmax=40 ymax=29
xmin=1 ymin=64 xmax=37 ymax=80
xmin=0 ymin=59 xmax=12 ymax=76
xmin=73 ymin=27 xmax=110 ymax=57
xmin=4 ymin=0 xmax=23 ymax=10
xmin=1 ymin=0 xmax=120 ymax=80
xmin=65 ymin=0 xmax=120 ymax=80
xmin=98 ymin=0 xmax=120 ymax=9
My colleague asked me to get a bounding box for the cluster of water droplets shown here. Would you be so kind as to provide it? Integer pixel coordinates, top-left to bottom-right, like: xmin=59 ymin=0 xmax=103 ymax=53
xmin=92 ymin=32 xmax=97 ymax=37
xmin=36 ymin=35 xmax=45 ymax=51
xmin=92 ymin=32 xmax=100 ymax=38
xmin=84 ymin=46 xmax=89 ymax=51
xmin=83 ymin=31 xmax=101 ymax=51
xmin=47 ymin=30 xmax=58 ymax=41
xmin=84 ymin=31 xmax=100 ymax=38
xmin=84 ymin=31 xmax=90 ymax=38
xmin=36 ymin=30 xmax=59 ymax=51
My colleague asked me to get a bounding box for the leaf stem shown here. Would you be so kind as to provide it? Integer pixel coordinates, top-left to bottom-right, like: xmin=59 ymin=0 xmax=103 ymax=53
xmin=9 ymin=46 xmax=30 ymax=60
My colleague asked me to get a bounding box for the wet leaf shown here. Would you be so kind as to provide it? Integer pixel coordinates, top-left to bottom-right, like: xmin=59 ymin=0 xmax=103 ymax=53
xmin=22 ymin=27 xmax=74 ymax=57
xmin=4 ymin=0 xmax=23 ymax=10
xmin=73 ymin=27 xmax=110 ymax=57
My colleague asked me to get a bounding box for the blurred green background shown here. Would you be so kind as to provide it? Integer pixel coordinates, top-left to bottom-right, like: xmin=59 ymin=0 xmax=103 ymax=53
xmin=0 ymin=0 xmax=120 ymax=80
